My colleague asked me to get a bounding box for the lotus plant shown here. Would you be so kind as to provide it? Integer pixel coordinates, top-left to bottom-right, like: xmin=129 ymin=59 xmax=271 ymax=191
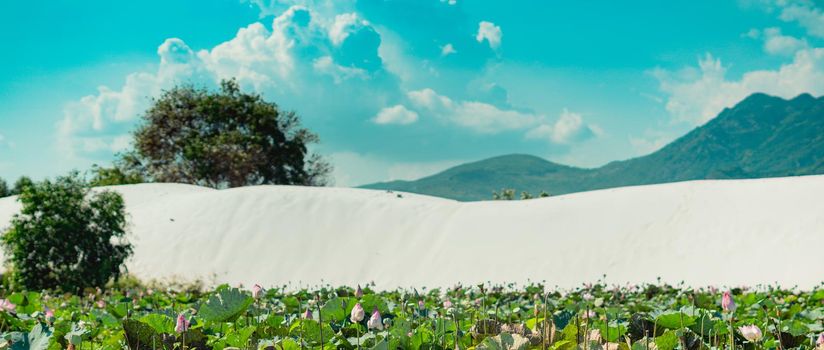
xmin=367 ymin=308 xmax=383 ymax=330
xmin=351 ymin=303 xmax=366 ymax=350
xmin=0 ymin=299 xmax=15 ymax=313
xmin=175 ymin=313 xmax=190 ymax=333
xmin=722 ymin=291 xmax=736 ymax=312
xmin=739 ymin=325 xmax=763 ymax=343
xmin=251 ymin=284 xmax=263 ymax=299
xmin=350 ymin=303 xmax=365 ymax=323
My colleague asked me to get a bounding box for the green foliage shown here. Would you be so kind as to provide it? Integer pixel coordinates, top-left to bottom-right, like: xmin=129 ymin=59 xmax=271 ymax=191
xmin=120 ymin=79 xmax=331 ymax=188
xmin=197 ymin=288 xmax=254 ymax=323
xmin=1 ymin=173 xmax=133 ymax=292
xmin=0 ymin=283 xmax=818 ymax=350
xmin=492 ymin=188 xmax=549 ymax=200
xmin=365 ymin=93 xmax=824 ymax=200
xmin=0 ymin=178 xmax=9 ymax=197
xmin=88 ymin=164 xmax=145 ymax=187
xmin=11 ymin=176 xmax=33 ymax=196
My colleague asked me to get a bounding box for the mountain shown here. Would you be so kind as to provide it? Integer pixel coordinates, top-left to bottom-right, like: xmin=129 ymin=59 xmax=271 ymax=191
xmin=361 ymin=93 xmax=824 ymax=201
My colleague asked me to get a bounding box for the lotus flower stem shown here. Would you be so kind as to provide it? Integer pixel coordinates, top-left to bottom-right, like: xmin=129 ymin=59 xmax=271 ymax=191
xmin=316 ymin=294 xmax=323 ymax=349
xmin=542 ymin=292 xmax=549 ymax=350
xmin=356 ymin=325 xmax=361 ymax=350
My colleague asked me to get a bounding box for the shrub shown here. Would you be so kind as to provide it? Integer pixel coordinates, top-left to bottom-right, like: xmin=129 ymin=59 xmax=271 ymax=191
xmin=1 ymin=172 xmax=133 ymax=292
xmin=11 ymin=176 xmax=33 ymax=196
xmin=0 ymin=178 xmax=8 ymax=197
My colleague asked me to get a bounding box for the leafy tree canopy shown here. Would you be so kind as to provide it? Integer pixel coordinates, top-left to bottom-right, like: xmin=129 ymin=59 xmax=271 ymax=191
xmin=117 ymin=79 xmax=331 ymax=188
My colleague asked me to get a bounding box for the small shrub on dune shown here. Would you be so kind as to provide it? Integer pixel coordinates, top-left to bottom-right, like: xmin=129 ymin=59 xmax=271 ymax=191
xmin=1 ymin=172 xmax=133 ymax=292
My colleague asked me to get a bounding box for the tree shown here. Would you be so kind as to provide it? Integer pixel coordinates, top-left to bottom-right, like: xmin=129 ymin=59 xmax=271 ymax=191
xmin=119 ymin=79 xmax=331 ymax=188
xmin=1 ymin=173 xmax=132 ymax=292
xmin=11 ymin=176 xmax=33 ymax=195
xmin=0 ymin=178 xmax=8 ymax=197
xmin=89 ymin=163 xmax=145 ymax=187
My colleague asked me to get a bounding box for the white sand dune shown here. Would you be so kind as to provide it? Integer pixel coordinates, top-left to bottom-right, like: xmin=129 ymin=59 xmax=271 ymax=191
xmin=0 ymin=176 xmax=822 ymax=290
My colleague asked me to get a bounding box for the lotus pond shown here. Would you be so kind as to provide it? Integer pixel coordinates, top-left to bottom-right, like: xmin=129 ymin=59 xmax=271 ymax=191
xmin=0 ymin=282 xmax=822 ymax=350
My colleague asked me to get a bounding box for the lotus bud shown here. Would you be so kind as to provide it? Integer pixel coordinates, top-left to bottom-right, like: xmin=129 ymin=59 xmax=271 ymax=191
xmin=816 ymin=332 xmax=824 ymax=347
xmin=44 ymin=306 xmax=55 ymax=323
xmin=175 ymin=314 xmax=190 ymax=333
xmin=722 ymin=291 xmax=736 ymax=312
xmin=582 ymin=293 xmax=594 ymax=301
xmin=355 ymin=285 xmax=364 ymax=299
xmin=350 ymin=303 xmax=365 ymax=323
xmin=367 ymin=309 xmax=383 ymax=330
xmin=738 ymin=325 xmax=762 ymax=342
xmin=418 ymin=300 xmax=425 ymax=310
xmin=0 ymin=299 xmax=16 ymax=313
xmin=302 ymin=308 xmax=312 ymax=320
xmin=251 ymin=284 xmax=263 ymax=299
xmin=96 ymin=300 xmax=106 ymax=309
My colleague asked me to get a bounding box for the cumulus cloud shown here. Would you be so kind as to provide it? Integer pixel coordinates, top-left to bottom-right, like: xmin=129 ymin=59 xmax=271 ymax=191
xmin=408 ymin=88 xmax=537 ymax=133
xmin=776 ymin=0 xmax=824 ymax=38
xmin=440 ymin=43 xmax=456 ymax=56
xmin=525 ymin=109 xmax=599 ymax=144
xmin=762 ymin=27 xmax=808 ymax=55
xmin=59 ymin=4 xmax=395 ymax=165
xmin=404 ymin=88 xmax=599 ymax=144
xmin=476 ymin=21 xmax=502 ymax=49
xmin=652 ymin=49 xmax=824 ymax=125
xmin=373 ymin=105 xmax=419 ymax=125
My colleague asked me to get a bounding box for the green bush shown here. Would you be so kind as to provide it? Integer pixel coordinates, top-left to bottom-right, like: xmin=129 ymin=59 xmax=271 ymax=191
xmin=0 ymin=178 xmax=8 ymax=197
xmin=1 ymin=172 xmax=133 ymax=292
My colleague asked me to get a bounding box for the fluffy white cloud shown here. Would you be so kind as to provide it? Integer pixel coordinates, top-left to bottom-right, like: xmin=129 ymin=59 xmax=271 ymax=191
xmin=59 ymin=5 xmax=392 ymax=165
xmin=440 ymin=43 xmax=456 ymax=56
xmin=405 ymin=88 xmax=599 ymax=144
xmin=776 ymin=0 xmax=824 ymax=38
xmin=525 ymin=109 xmax=598 ymax=144
xmin=762 ymin=27 xmax=808 ymax=55
xmin=653 ymin=49 xmax=824 ymax=125
xmin=373 ymin=105 xmax=419 ymax=125
xmin=476 ymin=21 xmax=502 ymax=49
xmin=408 ymin=88 xmax=537 ymax=132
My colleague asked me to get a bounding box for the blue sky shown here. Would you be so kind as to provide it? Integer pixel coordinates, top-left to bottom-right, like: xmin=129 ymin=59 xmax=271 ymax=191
xmin=2 ymin=0 xmax=824 ymax=186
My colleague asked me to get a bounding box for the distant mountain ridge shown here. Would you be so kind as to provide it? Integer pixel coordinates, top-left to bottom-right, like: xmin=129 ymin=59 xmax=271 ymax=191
xmin=361 ymin=93 xmax=824 ymax=201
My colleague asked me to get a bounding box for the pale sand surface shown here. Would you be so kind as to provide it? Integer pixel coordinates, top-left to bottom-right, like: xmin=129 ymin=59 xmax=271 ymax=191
xmin=0 ymin=176 xmax=822 ymax=290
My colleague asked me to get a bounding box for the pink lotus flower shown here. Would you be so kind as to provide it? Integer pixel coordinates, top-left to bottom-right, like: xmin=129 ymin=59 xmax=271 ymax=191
xmin=251 ymin=284 xmax=263 ymax=299
xmin=350 ymin=303 xmax=365 ymax=323
xmin=44 ymin=306 xmax=54 ymax=319
xmin=367 ymin=309 xmax=383 ymax=330
xmin=302 ymin=308 xmax=312 ymax=320
xmin=816 ymin=332 xmax=824 ymax=346
xmin=443 ymin=300 xmax=453 ymax=309
xmin=0 ymin=299 xmax=16 ymax=313
xmin=355 ymin=285 xmax=364 ymax=299
xmin=722 ymin=291 xmax=736 ymax=312
xmin=738 ymin=325 xmax=762 ymax=342
xmin=582 ymin=293 xmax=594 ymax=301
xmin=175 ymin=314 xmax=190 ymax=333
xmin=96 ymin=300 xmax=106 ymax=309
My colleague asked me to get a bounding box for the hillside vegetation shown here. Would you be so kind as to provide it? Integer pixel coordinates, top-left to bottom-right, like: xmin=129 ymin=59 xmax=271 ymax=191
xmin=363 ymin=93 xmax=824 ymax=200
